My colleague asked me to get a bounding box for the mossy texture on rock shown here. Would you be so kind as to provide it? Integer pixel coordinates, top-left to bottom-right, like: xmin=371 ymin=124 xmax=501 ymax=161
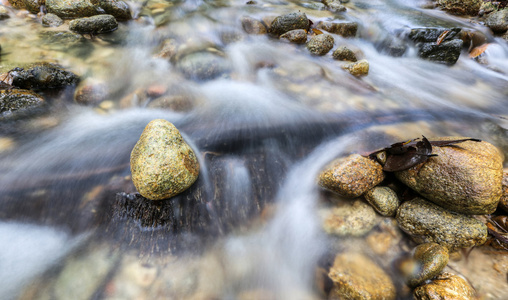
xmin=437 ymin=0 xmax=482 ymax=16
xmin=395 ymin=137 xmax=503 ymax=215
xmin=130 ymin=119 xmax=199 ymax=200
xmin=268 ymin=12 xmax=309 ymax=36
xmin=69 ymin=14 xmax=118 ymax=34
xmin=46 ymin=0 xmax=103 ymax=19
xmin=99 ymin=0 xmax=131 ymax=20
xmin=0 ymin=89 xmax=44 ymax=114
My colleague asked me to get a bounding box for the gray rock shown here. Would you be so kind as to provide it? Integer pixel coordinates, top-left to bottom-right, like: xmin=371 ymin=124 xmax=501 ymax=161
xmin=10 ymin=63 xmax=80 ymax=90
xmin=396 ymin=198 xmax=488 ymax=250
xmin=307 ymin=34 xmax=334 ymax=55
xmin=268 ymin=12 xmax=310 ymax=36
xmin=364 ymin=186 xmax=400 ymax=216
xmin=99 ymin=0 xmax=131 ymax=20
xmin=418 ymin=39 xmax=463 ymax=65
xmin=406 ymin=243 xmax=449 ymax=288
xmin=414 ymin=272 xmax=476 ymax=300
xmin=0 ymin=89 xmax=45 ymax=114
xmin=318 ymin=154 xmax=385 ymax=198
xmin=321 ymin=200 xmax=379 ymax=236
xmin=130 ymin=119 xmax=200 ymax=200
xmin=486 ymin=9 xmax=508 ymax=34
xmin=280 ymin=29 xmax=307 ymax=44
xmin=317 ymin=21 xmax=358 ymax=37
xmin=42 ymin=13 xmax=64 ymax=27
xmin=175 ymin=51 xmax=231 ymax=81
xmin=241 ymin=16 xmax=267 ymax=35
xmin=69 ymin=14 xmax=118 ymax=34
xmin=332 ymin=46 xmax=357 ymax=61
xmin=46 ymin=0 xmax=104 ymax=19
xmin=395 ymin=137 xmax=503 ymax=215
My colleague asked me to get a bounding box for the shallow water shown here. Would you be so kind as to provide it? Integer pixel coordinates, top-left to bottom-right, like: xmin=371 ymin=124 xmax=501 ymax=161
xmin=0 ymin=0 xmax=507 ymax=299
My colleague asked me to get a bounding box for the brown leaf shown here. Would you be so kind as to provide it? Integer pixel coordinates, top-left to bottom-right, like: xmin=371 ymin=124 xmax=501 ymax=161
xmin=312 ymin=28 xmax=323 ymax=35
xmin=436 ymin=30 xmax=450 ymax=45
xmin=469 ymin=43 xmax=490 ymax=58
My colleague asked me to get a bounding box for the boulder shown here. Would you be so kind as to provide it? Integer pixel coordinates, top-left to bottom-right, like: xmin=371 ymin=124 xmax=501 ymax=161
xmin=418 ymin=39 xmax=463 ymax=65
xmin=268 ymin=12 xmax=310 ymax=36
xmin=69 ymin=14 xmax=118 ymax=34
xmin=130 ymin=119 xmax=200 ymax=200
xmin=395 ymin=137 xmax=503 ymax=215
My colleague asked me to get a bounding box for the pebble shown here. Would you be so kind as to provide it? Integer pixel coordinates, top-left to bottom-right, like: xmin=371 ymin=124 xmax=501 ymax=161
xmin=395 ymin=137 xmax=503 ymax=215
xmin=332 ymin=46 xmax=357 ymax=61
xmin=396 ymin=198 xmax=488 ymax=250
xmin=130 ymin=119 xmax=200 ymax=200
xmin=268 ymin=12 xmax=310 ymax=36
xmin=413 ymin=272 xmax=476 ymax=300
xmin=318 ymin=154 xmax=384 ymax=198
xmin=306 ymin=34 xmax=334 ymax=55
xmin=280 ymin=29 xmax=307 ymax=44
xmin=364 ymin=186 xmax=400 ymax=217
xmin=321 ymin=200 xmax=379 ymax=237
xmin=342 ymin=59 xmax=369 ymax=77
xmin=405 ymin=243 xmax=449 ymax=288
xmin=317 ymin=21 xmax=358 ymax=37
xmin=328 ymin=252 xmax=396 ymax=300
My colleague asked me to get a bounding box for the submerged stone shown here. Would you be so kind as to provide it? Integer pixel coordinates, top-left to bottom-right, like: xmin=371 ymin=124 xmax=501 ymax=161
xmin=405 ymin=243 xmax=449 ymax=288
xmin=317 ymin=21 xmax=358 ymax=37
xmin=241 ymin=16 xmax=267 ymax=35
xmin=321 ymin=200 xmax=379 ymax=236
xmin=130 ymin=119 xmax=200 ymax=200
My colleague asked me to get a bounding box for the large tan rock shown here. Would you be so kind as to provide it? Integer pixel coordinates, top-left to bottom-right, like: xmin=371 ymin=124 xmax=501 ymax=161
xmin=130 ymin=119 xmax=199 ymax=200
xmin=395 ymin=137 xmax=503 ymax=215
xmin=414 ymin=272 xmax=476 ymax=300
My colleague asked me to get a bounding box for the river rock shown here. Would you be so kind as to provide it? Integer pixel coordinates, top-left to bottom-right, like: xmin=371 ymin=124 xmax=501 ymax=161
xmin=324 ymin=0 xmax=346 ymax=13
xmin=307 ymin=34 xmax=334 ymax=55
xmin=418 ymin=39 xmax=463 ymax=65
xmin=130 ymin=119 xmax=200 ymax=200
xmin=23 ymin=0 xmax=41 ymax=14
xmin=268 ymin=12 xmax=310 ymax=37
xmin=241 ymin=16 xmax=267 ymax=35
xmin=437 ymin=0 xmax=482 ymax=16
xmin=7 ymin=0 xmax=25 ymax=10
xmin=342 ymin=59 xmax=369 ymax=77
xmin=405 ymin=243 xmax=449 ymax=288
xmin=74 ymin=78 xmax=109 ymax=105
xmin=42 ymin=13 xmax=64 ymax=27
xmin=396 ymin=198 xmax=488 ymax=250
xmin=408 ymin=27 xmax=462 ymax=43
xmin=321 ymin=200 xmax=379 ymax=236
xmin=318 ymin=154 xmax=384 ymax=198
xmin=328 ymin=252 xmax=396 ymax=300
xmin=317 ymin=21 xmax=358 ymax=37
xmin=0 ymin=5 xmax=10 ymax=20
xmin=99 ymin=0 xmax=131 ymax=20
xmin=364 ymin=186 xmax=400 ymax=217
xmin=499 ymin=171 xmax=508 ymax=213
xmin=175 ymin=50 xmax=231 ymax=81
xmin=332 ymin=46 xmax=357 ymax=61
xmin=0 ymin=88 xmax=45 ymax=114
xmin=413 ymin=272 xmax=476 ymax=300
xmin=10 ymin=63 xmax=80 ymax=90
xmin=46 ymin=0 xmax=104 ymax=19
xmin=395 ymin=137 xmax=503 ymax=215
xmin=486 ymin=9 xmax=508 ymax=34
xmin=280 ymin=29 xmax=307 ymax=44
xmin=69 ymin=14 xmax=118 ymax=34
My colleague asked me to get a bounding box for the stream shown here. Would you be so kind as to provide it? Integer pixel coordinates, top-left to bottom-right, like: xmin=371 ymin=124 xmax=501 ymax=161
xmin=0 ymin=0 xmax=507 ymax=299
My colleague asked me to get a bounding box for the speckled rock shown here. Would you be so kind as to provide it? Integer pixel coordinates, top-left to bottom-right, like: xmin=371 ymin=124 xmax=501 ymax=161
xmin=268 ymin=12 xmax=310 ymax=36
xmin=396 ymin=198 xmax=488 ymax=250
xmin=342 ymin=59 xmax=369 ymax=77
xmin=364 ymin=186 xmax=400 ymax=217
xmin=42 ymin=13 xmax=64 ymax=27
xmin=99 ymin=0 xmax=131 ymax=20
xmin=405 ymin=243 xmax=449 ymax=288
xmin=7 ymin=0 xmax=25 ymax=10
xmin=307 ymin=34 xmax=334 ymax=55
xmin=325 ymin=0 xmax=346 ymax=12
xmin=46 ymin=0 xmax=104 ymax=19
xmin=10 ymin=63 xmax=80 ymax=90
xmin=318 ymin=154 xmax=384 ymax=198
xmin=23 ymin=0 xmax=41 ymax=14
xmin=499 ymin=171 xmax=508 ymax=213
xmin=317 ymin=21 xmax=358 ymax=37
xmin=130 ymin=119 xmax=200 ymax=200
xmin=280 ymin=29 xmax=307 ymax=44
xmin=69 ymin=14 xmax=118 ymax=34
xmin=418 ymin=39 xmax=463 ymax=65
xmin=0 ymin=89 xmax=45 ymax=114
xmin=241 ymin=16 xmax=267 ymax=35
xmin=395 ymin=137 xmax=503 ymax=215
xmin=414 ymin=272 xmax=476 ymax=300
xmin=437 ymin=0 xmax=482 ymax=16
xmin=321 ymin=200 xmax=379 ymax=236
xmin=486 ymin=9 xmax=508 ymax=34
xmin=332 ymin=46 xmax=357 ymax=61
xmin=328 ymin=252 xmax=396 ymax=300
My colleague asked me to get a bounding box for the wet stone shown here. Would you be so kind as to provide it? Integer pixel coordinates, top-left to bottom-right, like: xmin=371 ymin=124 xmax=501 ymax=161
xmin=10 ymin=64 xmax=80 ymax=90
xmin=328 ymin=252 xmax=396 ymax=300
xmin=437 ymin=0 xmax=482 ymax=16
xmin=268 ymin=12 xmax=310 ymax=37
xmin=418 ymin=39 xmax=463 ymax=65
xmin=318 ymin=154 xmax=384 ymax=198
xmin=175 ymin=51 xmax=231 ymax=81
xmin=74 ymin=78 xmax=109 ymax=106
xmin=396 ymin=198 xmax=488 ymax=250
xmin=321 ymin=200 xmax=379 ymax=237
xmin=42 ymin=13 xmax=64 ymax=27
xmin=307 ymin=34 xmax=334 ymax=55
xmin=414 ymin=272 xmax=476 ymax=300
xmin=405 ymin=243 xmax=449 ymax=288
xmin=364 ymin=186 xmax=400 ymax=217
xmin=342 ymin=59 xmax=369 ymax=77
xmin=241 ymin=16 xmax=267 ymax=35
xmin=46 ymin=0 xmax=104 ymax=19
xmin=317 ymin=21 xmax=358 ymax=38
xmin=280 ymin=29 xmax=307 ymax=44
xmin=408 ymin=27 xmax=462 ymax=43
xmin=69 ymin=14 xmax=119 ymax=34
xmin=23 ymin=0 xmax=41 ymax=14
xmin=486 ymin=9 xmax=508 ymax=34
xmin=332 ymin=46 xmax=357 ymax=61
xmin=130 ymin=119 xmax=200 ymax=200
xmin=99 ymin=0 xmax=131 ymax=20
xmin=499 ymin=171 xmax=508 ymax=213
xmin=0 ymin=89 xmax=45 ymax=114
xmin=325 ymin=0 xmax=347 ymax=13
xmin=395 ymin=137 xmax=503 ymax=215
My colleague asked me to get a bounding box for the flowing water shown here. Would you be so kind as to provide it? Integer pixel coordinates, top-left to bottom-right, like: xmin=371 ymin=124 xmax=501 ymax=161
xmin=0 ymin=0 xmax=508 ymax=299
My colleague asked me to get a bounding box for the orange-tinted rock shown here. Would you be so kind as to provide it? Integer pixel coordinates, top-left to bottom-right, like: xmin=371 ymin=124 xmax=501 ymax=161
xmin=414 ymin=272 xmax=476 ymax=300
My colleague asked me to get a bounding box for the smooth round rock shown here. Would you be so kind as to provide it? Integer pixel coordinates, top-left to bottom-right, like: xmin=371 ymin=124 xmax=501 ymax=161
xmin=342 ymin=59 xmax=369 ymax=77
xmin=99 ymin=0 xmax=132 ymax=20
xmin=364 ymin=186 xmax=400 ymax=217
xmin=280 ymin=29 xmax=307 ymax=44
xmin=332 ymin=46 xmax=357 ymax=61
xmin=318 ymin=154 xmax=385 ymax=198
xmin=322 ymin=200 xmax=379 ymax=236
xmin=486 ymin=9 xmax=508 ymax=34
xmin=328 ymin=252 xmax=396 ymax=300
xmin=130 ymin=119 xmax=200 ymax=200
xmin=46 ymin=0 xmax=103 ymax=19
xmin=406 ymin=243 xmax=449 ymax=288
xmin=395 ymin=137 xmax=503 ymax=215
xmin=306 ymin=34 xmax=334 ymax=55
xmin=268 ymin=12 xmax=310 ymax=36
xmin=69 ymin=14 xmax=118 ymax=34
xmin=414 ymin=272 xmax=476 ymax=300
xmin=396 ymin=198 xmax=488 ymax=250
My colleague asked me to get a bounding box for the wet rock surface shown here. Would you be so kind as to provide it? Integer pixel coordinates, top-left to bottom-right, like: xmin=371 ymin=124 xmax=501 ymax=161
xmin=395 ymin=137 xmax=503 ymax=215
xmin=321 ymin=200 xmax=379 ymax=236
xmin=0 ymin=88 xmax=45 ymax=114
xmin=42 ymin=13 xmax=64 ymax=27
xmin=10 ymin=64 xmax=80 ymax=90
xmin=175 ymin=50 xmax=231 ymax=81
xmin=280 ymin=29 xmax=307 ymax=44
xmin=408 ymin=28 xmax=463 ymax=64
xmin=130 ymin=119 xmax=200 ymax=200
xmin=413 ymin=272 xmax=476 ymax=300
xmin=69 ymin=14 xmax=119 ymax=34
xmin=328 ymin=252 xmax=396 ymax=300
xmin=99 ymin=0 xmax=131 ymax=20
xmin=268 ymin=12 xmax=310 ymax=36
xmin=499 ymin=171 xmax=508 ymax=212
xmin=46 ymin=0 xmax=104 ymax=19
xmin=332 ymin=46 xmax=357 ymax=61
xmin=0 ymin=5 xmax=9 ymax=20
xmin=437 ymin=0 xmax=482 ymax=16
xmin=241 ymin=16 xmax=267 ymax=35
xmin=317 ymin=21 xmax=358 ymax=37
xmin=307 ymin=34 xmax=334 ymax=55
xmin=396 ymin=198 xmax=488 ymax=249
xmin=486 ymin=9 xmax=508 ymax=34
xmin=364 ymin=186 xmax=400 ymax=217
xmin=405 ymin=242 xmax=449 ymax=288
xmin=318 ymin=154 xmax=384 ymax=198
xmin=342 ymin=59 xmax=369 ymax=77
